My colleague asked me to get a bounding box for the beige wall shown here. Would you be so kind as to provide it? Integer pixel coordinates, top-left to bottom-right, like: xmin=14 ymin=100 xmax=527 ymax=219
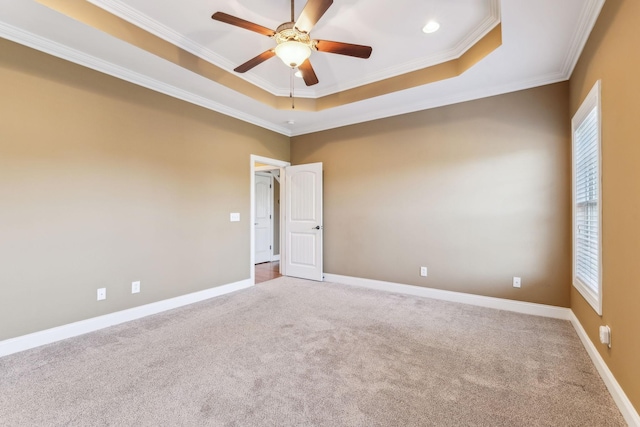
xmin=292 ymin=83 xmax=572 ymax=307
xmin=3 ymin=7 xmax=637 ymax=413
xmin=569 ymin=0 xmax=640 ymax=412
xmin=0 ymin=39 xmax=289 ymax=340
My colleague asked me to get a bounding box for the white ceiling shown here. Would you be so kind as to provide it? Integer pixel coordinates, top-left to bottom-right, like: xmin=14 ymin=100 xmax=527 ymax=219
xmin=89 ymin=0 xmax=499 ymax=97
xmin=1 ymin=0 xmax=605 ymax=136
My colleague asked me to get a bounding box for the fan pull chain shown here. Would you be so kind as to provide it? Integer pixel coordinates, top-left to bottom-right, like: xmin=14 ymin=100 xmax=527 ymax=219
xmin=289 ymin=0 xmax=296 ymax=109
xmin=290 ymin=67 xmax=295 ymax=109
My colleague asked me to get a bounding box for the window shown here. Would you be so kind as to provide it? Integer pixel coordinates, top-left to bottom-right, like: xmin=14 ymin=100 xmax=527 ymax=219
xmin=572 ymin=80 xmax=602 ymax=315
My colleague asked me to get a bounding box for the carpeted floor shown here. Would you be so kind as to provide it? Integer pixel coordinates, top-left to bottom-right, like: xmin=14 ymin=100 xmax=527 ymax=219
xmin=0 ymin=277 xmax=626 ymax=426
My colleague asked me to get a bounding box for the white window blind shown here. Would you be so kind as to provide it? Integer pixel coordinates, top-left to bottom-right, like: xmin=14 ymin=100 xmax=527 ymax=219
xmin=572 ymin=80 xmax=602 ymax=315
xmin=574 ymin=107 xmax=599 ymax=292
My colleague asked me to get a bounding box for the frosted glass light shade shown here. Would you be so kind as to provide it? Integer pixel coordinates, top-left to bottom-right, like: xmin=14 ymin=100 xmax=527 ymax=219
xmin=275 ymin=41 xmax=311 ymax=67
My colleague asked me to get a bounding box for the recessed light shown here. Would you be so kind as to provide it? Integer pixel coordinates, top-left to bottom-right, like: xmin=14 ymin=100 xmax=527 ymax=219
xmin=294 ymin=71 xmax=303 ymax=78
xmin=287 ymin=120 xmax=295 ymax=125
xmin=422 ymin=21 xmax=440 ymax=34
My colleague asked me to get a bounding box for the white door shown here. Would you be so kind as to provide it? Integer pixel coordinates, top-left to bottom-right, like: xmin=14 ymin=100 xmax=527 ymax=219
xmin=284 ymin=162 xmax=323 ymax=281
xmin=254 ymin=173 xmax=273 ymax=264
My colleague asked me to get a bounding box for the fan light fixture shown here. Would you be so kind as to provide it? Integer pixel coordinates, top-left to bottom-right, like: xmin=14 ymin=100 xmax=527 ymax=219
xmin=211 ymin=0 xmax=373 ymax=88
xmin=275 ymin=41 xmax=311 ymax=67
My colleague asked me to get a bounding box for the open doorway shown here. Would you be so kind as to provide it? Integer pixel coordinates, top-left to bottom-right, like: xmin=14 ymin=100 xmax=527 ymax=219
xmin=250 ymin=155 xmax=289 ymax=284
xmin=254 ymin=171 xmax=277 ymax=264
xmin=250 ymin=155 xmax=324 ymax=284
xmin=254 ymin=168 xmax=281 ymax=284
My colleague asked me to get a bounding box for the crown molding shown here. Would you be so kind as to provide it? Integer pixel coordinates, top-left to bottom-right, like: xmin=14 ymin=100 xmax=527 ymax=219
xmin=291 ymin=0 xmax=606 ymax=135
xmin=560 ymin=0 xmax=606 ymax=78
xmin=312 ymin=19 xmax=502 ymax=96
xmin=2 ymin=0 xmax=605 ymax=139
xmin=88 ymin=0 xmax=500 ymax=99
xmin=310 ymin=0 xmax=501 ymax=97
xmin=0 ymin=22 xmax=291 ymax=136
xmin=292 ymin=70 xmax=568 ymax=136
xmin=87 ymin=0 xmax=293 ymax=97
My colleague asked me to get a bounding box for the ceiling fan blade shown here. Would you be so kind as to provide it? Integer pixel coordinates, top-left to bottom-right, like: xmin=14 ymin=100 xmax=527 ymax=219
xmin=212 ymin=12 xmax=275 ymax=37
xmin=234 ymin=50 xmax=276 ymax=73
xmin=298 ymin=60 xmax=319 ymax=86
xmin=295 ymin=0 xmax=333 ymax=33
xmin=315 ymin=40 xmax=372 ymax=59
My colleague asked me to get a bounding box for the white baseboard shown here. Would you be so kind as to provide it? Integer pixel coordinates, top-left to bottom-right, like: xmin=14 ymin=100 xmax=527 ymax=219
xmin=569 ymin=312 xmax=640 ymax=427
xmin=0 ymin=279 xmax=252 ymax=358
xmin=324 ymin=273 xmax=638 ymax=425
xmin=271 ymin=254 xmax=281 ymax=261
xmin=3 ymin=273 xmax=637 ymax=425
xmin=324 ymin=274 xmax=571 ymax=320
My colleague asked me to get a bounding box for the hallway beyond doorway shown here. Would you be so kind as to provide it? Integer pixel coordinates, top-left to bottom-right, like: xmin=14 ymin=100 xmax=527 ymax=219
xmin=255 ymin=261 xmax=281 ymax=284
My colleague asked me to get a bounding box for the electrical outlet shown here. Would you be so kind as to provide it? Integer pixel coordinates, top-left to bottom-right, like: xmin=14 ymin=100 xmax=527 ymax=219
xmin=599 ymin=325 xmax=612 ymax=348
xmin=513 ymin=277 xmax=521 ymax=288
xmin=97 ymin=288 xmax=106 ymax=301
xmin=132 ymin=281 xmax=140 ymax=294
xmin=420 ymin=266 xmax=428 ymax=277
xmin=230 ymin=212 xmax=240 ymax=222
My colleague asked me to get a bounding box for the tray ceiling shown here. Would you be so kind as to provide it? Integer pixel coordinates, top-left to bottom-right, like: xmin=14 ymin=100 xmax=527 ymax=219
xmin=0 ymin=0 xmax=605 ymax=136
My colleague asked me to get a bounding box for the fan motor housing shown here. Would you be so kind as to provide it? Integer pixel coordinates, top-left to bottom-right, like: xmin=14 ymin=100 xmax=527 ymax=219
xmin=275 ymin=22 xmax=313 ymax=48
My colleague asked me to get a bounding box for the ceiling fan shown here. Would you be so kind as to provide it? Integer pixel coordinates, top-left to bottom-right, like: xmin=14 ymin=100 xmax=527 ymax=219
xmin=211 ymin=0 xmax=373 ymax=86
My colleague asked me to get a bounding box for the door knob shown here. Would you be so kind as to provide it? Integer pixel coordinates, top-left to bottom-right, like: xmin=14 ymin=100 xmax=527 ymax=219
xmin=313 ymin=225 xmax=323 ymax=230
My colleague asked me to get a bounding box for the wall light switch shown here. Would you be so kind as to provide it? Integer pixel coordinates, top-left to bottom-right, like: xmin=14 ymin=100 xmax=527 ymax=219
xmin=230 ymin=212 xmax=240 ymax=222
xmin=132 ymin=281 xmax=140 ymax=294
xmin=97 ymin=288 xmax=106 ymax=301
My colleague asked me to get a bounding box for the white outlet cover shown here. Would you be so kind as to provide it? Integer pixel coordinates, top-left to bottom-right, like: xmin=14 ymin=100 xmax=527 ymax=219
xmin=132 ymin=281 xmax=141 ymax=294
xmin=513 ymin=277 xmax=521 ymax=288
xmin=599 ymin=325 xmax=611 ymax=348
xmin=230 ymin=212 xmax=240 ymax=222
xmin=97 ymin=288 xmax=106 ymax=301
xmin=420 ymin=267 xmax=428 ymax=277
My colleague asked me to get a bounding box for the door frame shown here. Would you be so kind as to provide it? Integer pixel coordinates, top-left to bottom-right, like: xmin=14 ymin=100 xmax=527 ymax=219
xmin=250 ymin=155 xmax=290 ymax=284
